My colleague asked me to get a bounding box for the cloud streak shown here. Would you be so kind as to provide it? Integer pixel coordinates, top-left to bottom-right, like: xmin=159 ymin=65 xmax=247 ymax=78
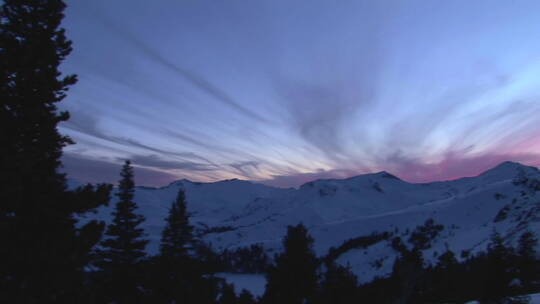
xmin=88 ymin=4 xmax=270 ymax=124
xmin=62 ymin=153 xmax=178 ymax=186
xmin=60 ymin=0 xmax=540 ymax=187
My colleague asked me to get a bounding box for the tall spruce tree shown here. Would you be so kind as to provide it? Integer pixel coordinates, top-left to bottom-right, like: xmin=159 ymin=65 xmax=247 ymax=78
xmin=160 ymin=189 xmax=194 ymax=258
xmin=149 ymin=188 xmax=220 ymax=303
xmin=516 ymin=231 xmax=539 ymax=292
xmin=218 ymin=282 xmax=239 ymax=304
xmin=238 ymin=289 xmax=257 ymax=304
xmin=0 ymin=1 xmax=111 ymax=302
xmin=425 ymin=249 xmax=461 ymax=303
xmin=262 ymin=223 xmax=319 ymax=304
xmin=319 ymin=263 xmax=359 ymax=304
xmin=390 ymin=248 xmax=426 ymax=304
xmin=481 ymin=231 xmax=515 ymax=302
xmin=97 ymin=160 xmax=147 ymax=302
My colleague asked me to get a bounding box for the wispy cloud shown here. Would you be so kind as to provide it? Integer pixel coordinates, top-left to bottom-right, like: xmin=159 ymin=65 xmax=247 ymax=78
xmin=129 ymin=154 xmax=216 ymax=171
xmin=62 ymin=153 xmax=178 ymax=186
xmin=61 ymin=0 xmax=540 ymax=187
xmin=86 ymin=3 xmax=269 ymax=124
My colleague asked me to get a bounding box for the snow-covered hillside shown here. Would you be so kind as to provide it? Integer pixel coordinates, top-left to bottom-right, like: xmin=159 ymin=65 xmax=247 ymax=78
xmin=81 ymin=161 xmax=540 ymax=282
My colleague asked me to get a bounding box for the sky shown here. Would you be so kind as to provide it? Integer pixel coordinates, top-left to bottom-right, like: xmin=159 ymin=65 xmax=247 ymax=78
xmin=59 ymin=0 xmax=540 ymax=188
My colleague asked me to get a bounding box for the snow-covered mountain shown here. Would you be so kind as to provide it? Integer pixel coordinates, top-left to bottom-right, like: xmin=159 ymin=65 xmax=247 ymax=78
xmin=81 ymin=161 xmax=540 ymax=282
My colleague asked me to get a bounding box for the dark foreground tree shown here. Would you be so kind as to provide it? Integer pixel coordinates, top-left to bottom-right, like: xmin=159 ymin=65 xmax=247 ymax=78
xmin=218 ymin=282 xmax=239 ymax=304
xmin=147 ymin=188 xmax=218 ymax=303
xmin=424 ymin=248 xmax=461 ymax=303
xmin=479 ymin=231 xmax=515 ymax=302
xmin=318 ymin=262 xmax=359 ymax=304
xmin=0 ymin=1 xmax=111 ymax=302
xmin=238 ymin=289 xmax=257 ymax=304
xmin=389 ymin=248 xmax=426 ymax=304
xmin=160 ymin=189 xmax=194 ymax=258
xmin=517 ymin=231 xmax=539 ymax=292
xmin=262 ymin=223 xmax=319 ymax=304
xmin=96 ymin=161 xmax=148 ymax=303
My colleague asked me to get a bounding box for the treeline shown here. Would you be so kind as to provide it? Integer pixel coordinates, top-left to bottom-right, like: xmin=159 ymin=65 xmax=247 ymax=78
xmin=324 ymin=231 xmax=392 ymax=264
xmin=258 ymin=222 xmax=540 ymax=304
xmin=219 ymin=244 xmax=272 ymax=273
xmin=360 ymin=230 xmax=540 ymax=303
xmin=87 ymin=161 xmax=271 ymax=302
xmin=88 ymin=161 xmax=237 ymax=303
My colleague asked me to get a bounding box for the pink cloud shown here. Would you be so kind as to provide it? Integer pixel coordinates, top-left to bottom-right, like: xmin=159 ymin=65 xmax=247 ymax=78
xmin=390 ymin=153 xmax=540 ymax=182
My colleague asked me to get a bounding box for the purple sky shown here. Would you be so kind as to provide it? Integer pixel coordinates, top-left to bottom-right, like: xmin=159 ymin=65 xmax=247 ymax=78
xmin=59 ymin=0 xmax=540 ymax=187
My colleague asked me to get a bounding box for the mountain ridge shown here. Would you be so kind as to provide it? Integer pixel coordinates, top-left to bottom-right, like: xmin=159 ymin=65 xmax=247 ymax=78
xmin=81 ymin=161 xmax=540 ymax=283
xmin=157 ymin=161 xmax=539 ymax=190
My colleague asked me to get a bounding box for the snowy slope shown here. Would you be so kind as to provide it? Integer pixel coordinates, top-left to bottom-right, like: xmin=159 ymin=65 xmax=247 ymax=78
xmin=80 ymin=179 xmax=292 ymax=253
xmin=81 ymin=161 xmax=540 ymax=282
xmin=466 ymin=293 xmax=540 ymax=304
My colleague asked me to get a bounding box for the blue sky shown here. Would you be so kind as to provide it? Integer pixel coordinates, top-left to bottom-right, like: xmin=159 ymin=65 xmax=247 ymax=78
xmin=60 ymin=0 xmax=540 ymax=187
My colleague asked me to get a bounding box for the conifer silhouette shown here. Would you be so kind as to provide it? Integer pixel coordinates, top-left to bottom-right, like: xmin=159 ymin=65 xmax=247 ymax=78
xmin=97 ymin=161 xmax=147 ymax=302
xmin=160 ymin=189 xmax=195 ymax=258
xmin=0 ymin=1 xmax=110 ymax=302
xmin=263 ymin=223 xmax=319 ymax=304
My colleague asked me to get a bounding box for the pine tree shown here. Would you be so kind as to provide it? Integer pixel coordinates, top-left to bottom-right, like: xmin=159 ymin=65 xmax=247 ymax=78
xmin=219 ymin=282 xmax=239 ymax=304
xmin=149 ymin=188 xmax=218 ymax=303
xmin=100 ymin=161 xmax=147 ymax=266
xmin=97 ymin=160 xmax=148 ymax=302
xmin=0 ymin=1 xmax=110 ymax=302
xmin=154 ymin=189 xmax=194 ymax=301
xmin=238 ymin=289 xmax=257 ymax=304
xmin=428 ymin=249 xmax=461 ymax=302
xmin=160 ymin=189 xmax=195 ymax=258
xmin=390 ymin=248 xmax=426 ymax=304
xmin=262 ymin=223 xmax=319 ymax=304
xmin=319 ymin=263 xmax=359 ymax=304
xmin=516 ymin=231 xmax=539 ymax=292
xmin=481 ymin=231 xmax=515 ymax=302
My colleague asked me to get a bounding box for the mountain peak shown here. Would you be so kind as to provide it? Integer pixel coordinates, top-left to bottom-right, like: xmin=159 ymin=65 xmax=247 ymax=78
xmin=480 ymin=161 xmax=537 ymax=178
xmin=487 ymin=161 xmax=526 ymax=171
xmin=343 ymin=170 xmax=402 ymax=182
xmin=374 ymin=171 xmax=401 ymax=180
xmin=493 ymin=161 xmax=524 ymax=169
xmin=297 ymin=170 xmax=403 ymax=189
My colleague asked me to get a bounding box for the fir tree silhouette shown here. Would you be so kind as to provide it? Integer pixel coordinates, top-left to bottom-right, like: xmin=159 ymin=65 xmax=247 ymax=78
xmin=97 ymin=160 xmax=148 ymax=303
xmin=319 ymin=262 xmax=359 ymax=304
xmin=262 ymin=223 xmax=319 ymax=304
xmin=148 ymin=188 xmax=219 ymax=303
xmin=481 ymin=231 xmax=515 ymax=302
xmin=238 ymin=289 xmax=257 ymax=304
xmin=160 ymin=189 xmax=195 ymax=258
xmin=516 ymin=231 xmax=539 ymax=293
xmin=218 ymin=282 xmax=239 ymax=304
xmin=0 ymin=1 xmax=110 ymax=302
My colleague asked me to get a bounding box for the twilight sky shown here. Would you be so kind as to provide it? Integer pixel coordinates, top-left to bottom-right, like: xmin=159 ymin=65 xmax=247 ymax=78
xmin=59 ymin=0 xmax=540 ymax=187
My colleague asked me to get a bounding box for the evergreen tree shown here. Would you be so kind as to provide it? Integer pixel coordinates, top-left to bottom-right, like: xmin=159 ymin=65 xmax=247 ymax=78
xmin=480 ymin=231 xmax=515 ymax=302
xmin=516 ymin=231 xmax=539 ymax=292
xmin=160 ymin=189 xmax=194 ymax=258
xmin=238 ymin=289 xmax=257 ymax=304
xmin=148 ymin=188 xmax=219 ymax=303
xmin=262 ymin=223 xmax=319 ymax=304
xmin=390 ymin=248 xmax=426 ymax=304
xmin=97 ymin=160 xmax=148 ymax=303
xmin=221 ymin=243 xmax=271 ymax=273
xmin=426 ymin=249 xmax=461 ymax=303
xmin=318 ymin=263 xmax=359 ymax=304
xmin=0 ymin=1 xmax=110 ymax=302
xmin=219 ymin=282 xmax=239 ymax=304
